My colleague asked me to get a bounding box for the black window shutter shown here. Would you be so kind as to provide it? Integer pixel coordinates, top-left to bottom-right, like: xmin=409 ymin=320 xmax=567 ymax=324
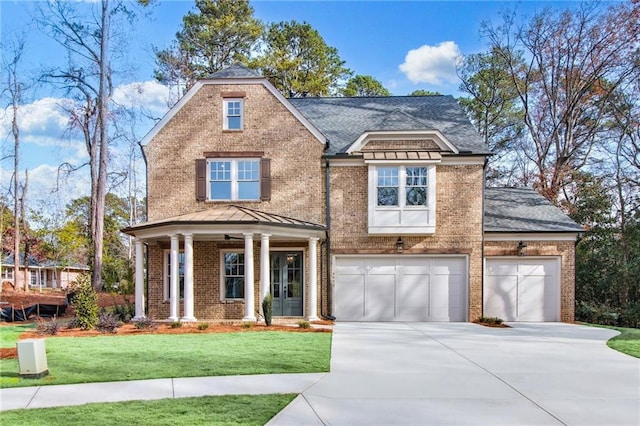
xmin=196 ymin=159 xmax=207 ymax=201
xmin=260 ymin=158 xmax=271 ymax=201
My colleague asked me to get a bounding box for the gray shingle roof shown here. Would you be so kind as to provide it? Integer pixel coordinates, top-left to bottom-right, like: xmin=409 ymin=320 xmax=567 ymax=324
xmin=289 ymin=96 xmax=491 ymax=155
xmin=206 ymin=64 xmax=261 ymax=79
xmin=485 ymin=188 xmax=583 ymax=233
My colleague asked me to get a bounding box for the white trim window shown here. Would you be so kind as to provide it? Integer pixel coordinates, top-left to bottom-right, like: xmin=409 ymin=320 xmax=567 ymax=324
xmin=1 ymin=267 xmax=14 ymax=281
xmin=368 ymin=164 xmax=436 ymax=234
xmin=221 ymin=251 xmax=245 ymax=300
xmin=163 ymin=250 xmax=185 ymax=301
xmin=223 ymin=98 xmax=243 ymax=130
xmin=208 ymin=159 xmax=260 ymax=201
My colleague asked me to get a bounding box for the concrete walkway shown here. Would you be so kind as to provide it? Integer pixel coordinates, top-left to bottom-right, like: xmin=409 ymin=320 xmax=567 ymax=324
xmin=2 ymin=323 xmax=639 ymax=426
xmin=0 ymin=373 xmax=325 ymax=411
xmin=268 ymin=322 xmax=640 ymax=426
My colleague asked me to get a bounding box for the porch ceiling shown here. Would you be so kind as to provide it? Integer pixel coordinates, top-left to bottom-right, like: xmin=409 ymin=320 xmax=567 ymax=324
xmin=121 ymin=204 xmax=326 ymax=241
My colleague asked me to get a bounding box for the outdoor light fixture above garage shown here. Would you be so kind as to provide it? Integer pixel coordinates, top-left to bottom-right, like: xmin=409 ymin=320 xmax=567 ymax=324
xmin=517 ymin=240 xmax=527 ymax=256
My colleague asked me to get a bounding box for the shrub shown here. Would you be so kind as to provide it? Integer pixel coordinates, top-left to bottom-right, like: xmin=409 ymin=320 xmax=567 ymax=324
xmin=170 ymin=321 xmax=183 ymax=329
xmin=110 ymin=300 xmax=135 ymax=323
xmin=66 ymin=317 xmax=81 ymax=329
xmin=36 ymin=318 xmax=61 ymax=335
xmin=297 ymin=320 xmax=310 ymax=329
xmin=197 ymin=322 xmax=209 ymax=330
xmin=477 ymin=316 xmax=503 ymax=325
xmin=134 ymin=317 xmax=156 ymax=330
xmin=96 ymin=312 xmax=122 ymax=334
xmin=241 ymin=322 xmax=254 ymax=329
xmin=71 ymin=273 xmax=99 ymax=330
xmin=262 ymin=293 xmax=273 ymax=326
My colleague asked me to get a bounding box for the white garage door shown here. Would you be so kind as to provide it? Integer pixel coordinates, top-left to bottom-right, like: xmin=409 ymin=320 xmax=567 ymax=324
xmin=334 ymin=256 xmax=467 ymax=321
xmin=484 ymin=258 xmax=560 ymax=322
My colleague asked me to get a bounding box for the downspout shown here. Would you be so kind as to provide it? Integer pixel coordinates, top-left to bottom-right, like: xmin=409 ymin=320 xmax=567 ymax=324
xmin=323 ymin=157 xmax=335 ymax=320
xmin=480 ymin=156 xmax=488 ymax=321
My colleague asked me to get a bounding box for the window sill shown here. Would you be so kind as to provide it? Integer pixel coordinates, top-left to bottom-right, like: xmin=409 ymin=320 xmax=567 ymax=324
xmin=222 ymin=129 xmax=243 ymax=133
xmin=368 ymin=225 xmax=435 ymax=235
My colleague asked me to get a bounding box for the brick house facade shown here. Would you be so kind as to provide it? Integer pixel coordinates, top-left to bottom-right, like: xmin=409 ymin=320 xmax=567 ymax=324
xmin=123 ymin=65 xmax=582 ymax=323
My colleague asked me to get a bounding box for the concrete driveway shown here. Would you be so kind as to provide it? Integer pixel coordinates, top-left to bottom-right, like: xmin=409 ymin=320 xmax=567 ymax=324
xmin=268 ymin=322 xmax=640 ymax=425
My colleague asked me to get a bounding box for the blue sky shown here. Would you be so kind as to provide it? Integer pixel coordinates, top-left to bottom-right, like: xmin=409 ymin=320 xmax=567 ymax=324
xmin=0 ymin=0 xmax=579 ymax=215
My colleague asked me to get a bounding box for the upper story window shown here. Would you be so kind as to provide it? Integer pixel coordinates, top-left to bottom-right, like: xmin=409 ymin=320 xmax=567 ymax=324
xmin=223 ymin=99 xmax=243 ymax=130
xmin=368 ymin=164 xmax=436 ymax=234
xmin=209 ymin=159 xmax=260 ymax=201
xmin=196 ymin=155 xmax=270 ymax=202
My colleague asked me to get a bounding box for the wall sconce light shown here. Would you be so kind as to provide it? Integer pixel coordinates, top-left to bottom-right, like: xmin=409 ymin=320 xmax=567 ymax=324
xmin=517 ymin=240 xmax=527 ymax=256
xmin=396 ymin=237 xmax=404 ymax=254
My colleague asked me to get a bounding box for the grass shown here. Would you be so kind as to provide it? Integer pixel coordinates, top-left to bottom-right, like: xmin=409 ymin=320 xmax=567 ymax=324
xmin=584 ymin=323 xmax=640 ymax=358
xmin=605 ymin=326 xmax=640 ymax=358
xmin=0 ymin=324 xmax=36 ymax=348
xmin=0 ymin=331 xmax=331 ymax=388
xmin=0 ymin=393 xmax=296 ymax=425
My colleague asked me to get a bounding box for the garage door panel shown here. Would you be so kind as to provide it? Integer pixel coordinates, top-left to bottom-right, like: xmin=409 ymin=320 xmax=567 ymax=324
xmin=397 ymin=273 xmax=430 ymax=321
xmin=485 ymin=276 xmax=518 ymax=321
xmin=366 ymin=274 xmax=396 ymax=320
xmin=518 ymin=275 xmax=555 ymax=321
xmin=431 ymin=274 xmax=465 ymax=321
xmin=335 ymin=274 xmax=365 ymax=320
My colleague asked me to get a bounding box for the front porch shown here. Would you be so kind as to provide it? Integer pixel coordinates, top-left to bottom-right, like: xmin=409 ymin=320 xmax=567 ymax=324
xmin=123 ymin=205 xmax=326 ymax=323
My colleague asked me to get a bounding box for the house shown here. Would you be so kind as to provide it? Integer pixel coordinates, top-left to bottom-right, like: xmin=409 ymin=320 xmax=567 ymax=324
xmin=1 ymin=254 xmax=89 ymax=291
xmin=122 ymin=64 xmax=582 ymax=323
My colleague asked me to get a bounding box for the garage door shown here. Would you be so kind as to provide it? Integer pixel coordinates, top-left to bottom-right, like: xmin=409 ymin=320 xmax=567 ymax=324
xmin=484 ymin=258 xmax=560 ymax=321
xmin=334 ymin=256 xmax=467 ymax=321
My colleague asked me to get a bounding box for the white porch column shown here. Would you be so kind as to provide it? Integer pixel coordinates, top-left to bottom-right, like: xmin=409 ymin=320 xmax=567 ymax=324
xmin=133 ymin=238 xmax=146 ymax=320
xmin=242 ymin=233 xmax=256 ymax=321
xmin=259 ymin=233 xmax=271 ymax=317
xmin=168 ymin=234 xmax=179 ymax=322
xmin=307 ymin=237 xmax=320 ymax=321
xmin=181 ymin=233 xmax=196 ymax=322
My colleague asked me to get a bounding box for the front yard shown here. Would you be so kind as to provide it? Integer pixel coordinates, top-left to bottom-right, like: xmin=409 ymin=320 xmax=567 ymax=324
xmin=0 ymin=327 xmax=332 ymax=388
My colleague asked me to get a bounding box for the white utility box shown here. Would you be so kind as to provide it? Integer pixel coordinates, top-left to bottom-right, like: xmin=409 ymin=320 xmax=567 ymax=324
xmin=17 ymin=339 xmax=49 ymax=378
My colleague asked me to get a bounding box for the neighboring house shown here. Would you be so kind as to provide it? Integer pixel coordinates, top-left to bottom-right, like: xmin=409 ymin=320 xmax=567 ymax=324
xmin=1 ymin=254 xmax=89 ymax=291
xmin=123 ymin=64 xmax=582 ymax=323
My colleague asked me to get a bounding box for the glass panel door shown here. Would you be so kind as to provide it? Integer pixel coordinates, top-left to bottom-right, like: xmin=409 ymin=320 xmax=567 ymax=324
xmin=270 ymin=252 xmax=303 ymax=316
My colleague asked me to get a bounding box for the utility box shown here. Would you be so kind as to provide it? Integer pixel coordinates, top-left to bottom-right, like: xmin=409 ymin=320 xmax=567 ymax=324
xmin=17 ymin=339 xmax=49 ymax=378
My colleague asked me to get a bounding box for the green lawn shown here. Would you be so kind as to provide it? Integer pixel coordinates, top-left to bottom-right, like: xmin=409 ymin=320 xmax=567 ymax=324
xmin=605 ymin=326 xmax=640 ymax=358
xmin=0 ymin=324 xmax=36 ymax=348
xmin=0 ymin=331 xmax=331 ymax=388
xmin=0 ymin=393 xmax=296 ymax=425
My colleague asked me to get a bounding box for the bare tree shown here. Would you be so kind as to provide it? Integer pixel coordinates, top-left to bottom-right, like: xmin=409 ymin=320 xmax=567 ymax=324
xmin=481 ymin=2 xmax=640 ymax=204
xmin=36 ymin=0 xmax=149 ymax=290
xmin=2 ymin=36 xmax=27 ymax=290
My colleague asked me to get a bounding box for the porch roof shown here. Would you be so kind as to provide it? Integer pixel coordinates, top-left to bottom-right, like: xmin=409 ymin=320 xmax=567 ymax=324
xmin=121 ymin=205 xmax=327 ymax=240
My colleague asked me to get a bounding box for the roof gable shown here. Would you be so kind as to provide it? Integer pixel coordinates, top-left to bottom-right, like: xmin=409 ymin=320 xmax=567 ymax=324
xmin=141 ymin=68 xmax=326 ymax=147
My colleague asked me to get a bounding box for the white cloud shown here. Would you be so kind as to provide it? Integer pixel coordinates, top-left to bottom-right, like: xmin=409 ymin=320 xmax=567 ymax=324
xmin=0 ymin=97 xmax=72 ymax=138
xmin=399 ymin=41 xmax=462 ymax=85
xmin=112 ymin=80 xmax=171 ymax=118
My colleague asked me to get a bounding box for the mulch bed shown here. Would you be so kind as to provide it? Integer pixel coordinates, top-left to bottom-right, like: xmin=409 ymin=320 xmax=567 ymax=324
xmin=472 ymin=320 xmax=510 ymax=328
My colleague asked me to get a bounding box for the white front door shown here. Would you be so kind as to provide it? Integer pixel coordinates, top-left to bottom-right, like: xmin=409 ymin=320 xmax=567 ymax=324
xmin=334 ymin=256 xmax=467 ymax=321
xmin=484 ymin=258 xmax=560 ymax=321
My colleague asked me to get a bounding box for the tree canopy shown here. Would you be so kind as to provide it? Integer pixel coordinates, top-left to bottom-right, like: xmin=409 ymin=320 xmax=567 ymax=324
xmin=252 ymin=20 xmax=351 ymax=97
xmin=341 ymin=75 xmax=390 ymax=97
xmin=154 ymin=0 xmax=263 ymax=94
